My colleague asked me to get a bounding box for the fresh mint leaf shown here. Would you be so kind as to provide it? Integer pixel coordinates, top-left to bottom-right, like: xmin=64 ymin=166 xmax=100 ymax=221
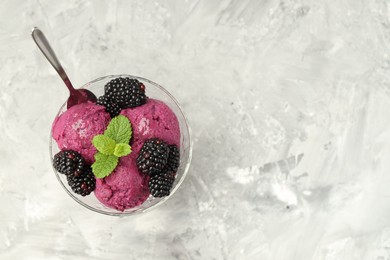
xmin=104 ymin=115 xmax=132 ymax=144
xmin=113 ymin=143 xmax=132 ymax=157
xmin=92 ymin=135 xmax=116 ymax=155
xmin=92 ymin=152 xmax=118 ymax=179
xmin=90 ymin=115 xmax=133 ymax=178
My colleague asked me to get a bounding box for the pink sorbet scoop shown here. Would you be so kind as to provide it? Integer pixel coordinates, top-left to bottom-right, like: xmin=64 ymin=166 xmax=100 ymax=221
xmin=52 ymin=102 xmax=110 ymax=163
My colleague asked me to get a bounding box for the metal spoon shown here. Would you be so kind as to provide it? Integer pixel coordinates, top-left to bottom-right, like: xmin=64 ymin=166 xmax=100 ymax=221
xmin=31 ymin=27 xmax=97 ymax=108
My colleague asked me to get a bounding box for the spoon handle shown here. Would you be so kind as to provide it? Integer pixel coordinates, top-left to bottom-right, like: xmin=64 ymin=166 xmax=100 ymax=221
xmin=31 ymin=27 xmax=76 ymax=94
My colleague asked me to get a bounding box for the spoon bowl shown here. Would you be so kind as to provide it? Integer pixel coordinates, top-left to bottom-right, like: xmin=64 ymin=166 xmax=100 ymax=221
xmin=67 ymin=88 xmax=97 ymax=108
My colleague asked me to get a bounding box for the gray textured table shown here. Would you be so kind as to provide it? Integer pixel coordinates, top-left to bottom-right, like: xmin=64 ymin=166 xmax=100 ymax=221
xmin=2 ymin=1 xmax=390 ymax=259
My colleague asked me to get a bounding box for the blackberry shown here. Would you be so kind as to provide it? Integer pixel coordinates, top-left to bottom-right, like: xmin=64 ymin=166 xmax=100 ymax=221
xmin=53 ymin=150 xmax=86 ymax=177
xmin=104 ymin=77 xmax=146 ymax=109
xmin=96 ymin=95 xmax=121 ymax=118
xmin=136 ymin=138 xmax=169 ymax=176
xmin=165 ymin=145 xmax=180 ymax=173
xmin=148 ymin=173 xmax=175 ymax=197
xmin=67 ymin=166 xmax=96 ymax=196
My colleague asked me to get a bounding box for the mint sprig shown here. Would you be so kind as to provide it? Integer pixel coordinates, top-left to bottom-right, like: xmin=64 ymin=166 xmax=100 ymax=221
xmin=92 ymin=115 xmax=132 ymax=178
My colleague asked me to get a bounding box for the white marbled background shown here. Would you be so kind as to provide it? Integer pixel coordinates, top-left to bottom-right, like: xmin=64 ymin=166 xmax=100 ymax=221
xmin=1 ymin=0 xmax=390 ymax=259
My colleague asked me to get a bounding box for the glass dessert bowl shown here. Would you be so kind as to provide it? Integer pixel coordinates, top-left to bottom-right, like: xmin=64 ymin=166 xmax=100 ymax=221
xmin=49 ymin=75 xmax=192 ymax=216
